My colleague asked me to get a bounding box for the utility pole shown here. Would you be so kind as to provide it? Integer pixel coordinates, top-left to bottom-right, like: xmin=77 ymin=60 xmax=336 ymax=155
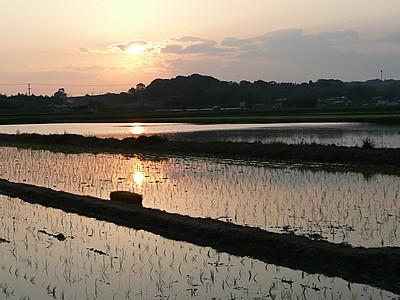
xmin=28 ymin=83 xmax=31 ymax=96
xmin=381 ymin=70 xmax=383 ymax=81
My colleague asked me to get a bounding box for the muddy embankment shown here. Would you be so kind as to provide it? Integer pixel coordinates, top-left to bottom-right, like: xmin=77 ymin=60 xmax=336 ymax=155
xmin=0 ymin=178 xmax=399 ymax=294
xmin=1 ymin=133 xmax=400 ymax=170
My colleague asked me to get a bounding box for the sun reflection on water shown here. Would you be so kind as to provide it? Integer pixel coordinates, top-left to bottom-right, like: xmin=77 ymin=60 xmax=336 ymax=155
xmin=1 ymin=146 xmax=400 ymax=248
xmin=134 ymin=171 xmax=144 ymax=185
xmin=129 ymin=123 xmax=144 ymax=135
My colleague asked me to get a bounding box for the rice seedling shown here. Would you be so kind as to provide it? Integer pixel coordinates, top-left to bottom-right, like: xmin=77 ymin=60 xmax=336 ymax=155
xmin=0 ymin=147 xmax=399 ymax=298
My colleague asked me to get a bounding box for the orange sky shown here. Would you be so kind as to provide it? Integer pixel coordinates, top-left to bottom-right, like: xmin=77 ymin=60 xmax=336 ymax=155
xmin=1 ymin=0 xmax=400 ymax=96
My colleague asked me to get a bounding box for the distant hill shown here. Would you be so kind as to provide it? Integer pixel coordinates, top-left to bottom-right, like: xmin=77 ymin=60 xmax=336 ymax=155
xmin=143 ymin=74 xmax=400 ymax=108
xmin=1 ymin=74 xmax=400 ymax=109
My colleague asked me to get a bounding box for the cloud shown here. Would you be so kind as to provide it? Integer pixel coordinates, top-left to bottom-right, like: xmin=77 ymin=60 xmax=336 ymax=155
xmin=162 ymin=44 xmax=184 ymax=53
xmin=170 ymin=36 xmax=213 ymax=43
xmin=72 ymin=39 xmax=153 ymax=55
xmin=380 ymin=32 xmax=400 ymax=43
xmin=220 ymin=29 xmax=363 ymax=64
xmin=221 ymin=37 xmax=251 ymax=47
xmin=311 ymin=30 xmax=359 ymax=41
xmin=222 ymin=29 xmax=359 ymax=52
xmin=109 ymin=39 xmax=151 ymax=52
xmin=71 ymin=46 xmax=109 ymax=55
xmin=160 ymin=29 xmax=400 ymax=82
xmin=258 ymin=28 xmax=303 ymax=41
xmin=69 ymin=30 xmax=400 ymax=85
xmin=78 ymin=46 xmax=89 ymax=54
xmin=161 ymin=36 xmax=233 ymax=56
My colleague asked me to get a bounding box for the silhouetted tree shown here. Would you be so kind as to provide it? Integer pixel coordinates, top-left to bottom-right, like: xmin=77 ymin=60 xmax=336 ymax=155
xmin=53 ymin=88 xmax=67 ymax=99
xmin=128 ymin=87 xmax=136 ymax=94
xmin=136 ymin=83 xmax=145 ymax=91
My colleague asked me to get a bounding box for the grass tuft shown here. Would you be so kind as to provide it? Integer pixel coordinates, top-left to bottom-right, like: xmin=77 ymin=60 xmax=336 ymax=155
xmin=110 ymin=191 xmax=143 ymax=206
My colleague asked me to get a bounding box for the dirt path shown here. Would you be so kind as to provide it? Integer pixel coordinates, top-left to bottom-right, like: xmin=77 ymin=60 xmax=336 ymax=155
xmin=0 ymin=178 xmax=399 ymax=294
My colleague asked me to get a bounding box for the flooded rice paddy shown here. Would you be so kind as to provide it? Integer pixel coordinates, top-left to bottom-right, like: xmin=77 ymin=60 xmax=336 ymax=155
xmin=0 ymin=147 xmax=399 ymax=248
xmin=2 ymin=122 xmax=400 ymax=148
xmin=0 ymin=195 xmax=398 ymax=299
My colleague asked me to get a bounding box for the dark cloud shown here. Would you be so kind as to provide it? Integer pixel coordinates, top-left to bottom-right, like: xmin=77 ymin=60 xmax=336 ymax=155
xmin=221 ymin=37 xmax=249 ymax=47
xmin=170 ymin=36 xmax=213 ymax=43
xmin=162 ymin=44 xmax=184 ymax=53
xmin=311 ymin=30 xmax=359 ymax=41
xmin=380 ymin=32 xmax=400 ymax=43
xmin=78 ymin=46 xmax=90 ymax=54
xmin=192 ymin=29 xmax=399 ymax=81
xmin=219 ymin=29 xmax=363 ymax=65
xmin=257 ymin=28 xmax=303 ymax=41
xmin=222 ymin=29 xmax=359 ymax=52
xmin=161 ymin=36 xmax=233 ymax=56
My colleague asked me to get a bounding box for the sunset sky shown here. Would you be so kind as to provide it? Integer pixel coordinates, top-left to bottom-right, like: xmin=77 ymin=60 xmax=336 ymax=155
xmin=1 ymin=0 xmax=400 ymax=96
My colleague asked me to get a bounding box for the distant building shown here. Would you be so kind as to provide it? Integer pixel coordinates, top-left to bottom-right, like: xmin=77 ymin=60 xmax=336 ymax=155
xmin=388 ymin=98 xmax=400 ymax=106
xmin=64 ymin=98 xmax=74 ymax=105
xmin=273 ymin=98 xmax=287 ymax=109
xmin=371 ymin=96 xmax=400 ymax=106
xmin=254 ymin=103 xmax=265 ymax=109
xmin=371 ymin=96 xmax=383 ymax=105
xmin=73 ymin=105 xmax=94 ymax=114
xmin=317 ymin=96 xmax=351 ymax=107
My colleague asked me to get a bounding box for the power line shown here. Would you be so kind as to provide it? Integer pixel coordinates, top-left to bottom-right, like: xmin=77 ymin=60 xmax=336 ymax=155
xmin=0 ymin=83 xmax=133 ymax=87
xmin=31 ymin=83 xmax=132 ymax=87
xmin=0 ymin=82 xmax=134 ymax=96
xmin=0 ymin=83 xmax=27 ymax=86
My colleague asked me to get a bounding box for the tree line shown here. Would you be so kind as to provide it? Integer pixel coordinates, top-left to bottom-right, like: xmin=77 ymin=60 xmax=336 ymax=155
xmin=1 ymin=74 xmax=400 ymax=109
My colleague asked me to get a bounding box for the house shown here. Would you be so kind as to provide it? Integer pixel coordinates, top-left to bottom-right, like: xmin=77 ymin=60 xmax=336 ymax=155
xmin=388 ymin=98 xmax=400 ymax=106
xmin=254 ymin=103 xmax=265 ymax=109
xmin=273 ymin=98 xmax=287 ymax=109
xmin=317 ymin=96 xmax=351 ymax=107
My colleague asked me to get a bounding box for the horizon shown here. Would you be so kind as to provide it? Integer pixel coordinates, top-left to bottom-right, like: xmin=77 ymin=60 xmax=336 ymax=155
xmin=1 ymin=1 xmax=399 ymax=96
xmin=0 ymin=74 xmax=395 ymax=98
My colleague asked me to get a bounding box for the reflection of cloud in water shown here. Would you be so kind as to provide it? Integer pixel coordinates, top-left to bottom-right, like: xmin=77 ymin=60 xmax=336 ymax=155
xmin=1 ymin=146 xmax=400 ymax=248
xmin=1 ymin=122 xmax=400 ymax=147
xmin=1 ymin=195 xmax=394 ymax=299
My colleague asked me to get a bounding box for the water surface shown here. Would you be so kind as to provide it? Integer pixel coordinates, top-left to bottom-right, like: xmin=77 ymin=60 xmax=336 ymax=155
xmin=0 ymin=195 xmax=397 ymax=299
xmin=2 ymin=122 xmax=400 ymax=147
xmin=1 ymin=146 xmax=399 ymax=248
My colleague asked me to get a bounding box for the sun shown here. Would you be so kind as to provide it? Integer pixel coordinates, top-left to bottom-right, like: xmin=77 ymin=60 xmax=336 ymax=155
xmin=126 ymin=45 xmax=145 ymax=54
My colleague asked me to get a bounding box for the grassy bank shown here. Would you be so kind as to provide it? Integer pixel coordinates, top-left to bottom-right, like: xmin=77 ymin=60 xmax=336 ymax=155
xmin=1 ymin=106 xmax=400 ymax=125
xmin=1 ymin=133 xmax=400 ymax=174
xmin=0 ymin=179 xmax=398 ymax=294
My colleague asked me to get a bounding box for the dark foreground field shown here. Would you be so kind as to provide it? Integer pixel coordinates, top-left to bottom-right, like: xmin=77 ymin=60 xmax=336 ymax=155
xmin=1 ymin=133 xmax=400 ymax=172
xmin=0 ymin=179 xmax=399 ymax=294
xmin=2 ymin=106 xmax=400 ymax=125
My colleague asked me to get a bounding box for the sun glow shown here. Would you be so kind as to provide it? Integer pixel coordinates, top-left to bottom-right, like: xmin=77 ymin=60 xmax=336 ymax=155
xmin=126 ymin=45 xmax=145 ymax=54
